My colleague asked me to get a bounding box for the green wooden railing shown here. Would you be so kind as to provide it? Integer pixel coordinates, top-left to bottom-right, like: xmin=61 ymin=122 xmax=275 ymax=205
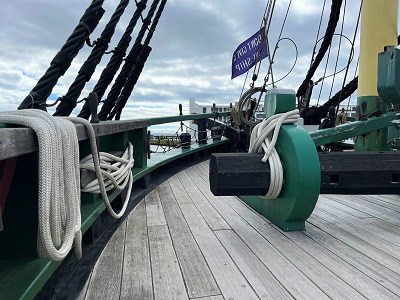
xmin=0 ymin=111 xmax=230 ymax=300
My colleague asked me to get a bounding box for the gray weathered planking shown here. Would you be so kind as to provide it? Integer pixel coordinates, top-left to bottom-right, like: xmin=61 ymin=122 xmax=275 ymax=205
xmin=84 ymin=160 xmax=400 ymax=300
xmin=120 ymin=201 xmax=153 ymax=300
xmin=179 ymin=202 xmax=260 ymax=300
xmin=85 ymin=222 xmax=126 ymax=300
xmin=177 ymin=171 xmax=231 ymax=231
xmin=158 ymin=181 xmax=220 ymax=298
xmin=148 ymin=224 xmax=189 ymax=300
xmin=145 ymin=189 xmax=167 ymax=227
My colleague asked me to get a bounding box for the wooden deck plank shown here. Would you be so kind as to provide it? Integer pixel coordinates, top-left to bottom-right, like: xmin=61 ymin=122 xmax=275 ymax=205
xmin=308 ymin=214 xmax=400 ymax=274
xmin=325 ymin=195 xmax=400 ymax=225
xmin=315 ymin=202 xmax=400 ymax=246
xmin=284 ymin=229 xmax=398 ymax=299
xmin=186 ymin=168 xmax=334 ymax=300
xmin=314 ymin=207 xmax=400 ymax=261
xmin=120 ymin=201 xmax=153 ymax=300
xmin=148 ymin=224 xmax=189 ymax=300
xmin=85 ymin=222 xmax=126 ymax=300
xmin=179 ymin=203 xmax=260 ymax=300
xmin=145 ymin=189 xmax=167 ymax=227
xmin=158 ymin=181 xmax=220 ymax=298
xmin=354 ymin=194 xmax=400 ymax=213
xmin=303 ymin=222 xmax=400 ymax=296
xmin=177 ymin=171 xmax=230 ymax=231
xmin=192 ymin=296 xmax=224 ymax=300
xmin=366 ymin=217 xmax=400 ymax=235
xmin=317 ymin=195 xmax=374 ymax=219
xmin=215 ymin=230 xmax=294 ymax=300
xmin=217 ymin=194 xmax=398 ymax=299
xmin=327 ymin=194 xmax=400 ymax=225
xmin=168 ymin=175 xmax=193 ymax=204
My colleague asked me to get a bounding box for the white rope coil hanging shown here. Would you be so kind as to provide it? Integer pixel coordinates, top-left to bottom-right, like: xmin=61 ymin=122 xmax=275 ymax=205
xmin=249 ymin=109 xmax=299 ymax=199
xmin=0 ymin=111 xmax=134 ymax=260
xmin=66 ymin=117 xmax=134 ymax=219
xmin=0 ymin=110 xmax=81 ymax=261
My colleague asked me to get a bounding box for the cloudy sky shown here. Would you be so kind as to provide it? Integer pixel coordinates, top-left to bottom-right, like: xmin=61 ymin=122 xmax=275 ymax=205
xmin=0 ymin=0 xmax=377 ymax=123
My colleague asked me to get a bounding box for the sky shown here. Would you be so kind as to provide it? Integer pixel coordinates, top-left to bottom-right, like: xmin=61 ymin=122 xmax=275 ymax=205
xmin=0 ymin=0 xmax=379 ymax=124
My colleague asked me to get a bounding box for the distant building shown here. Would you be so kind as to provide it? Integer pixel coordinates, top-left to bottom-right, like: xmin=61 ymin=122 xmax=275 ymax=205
xmin=189 ymin=98 xmax=265 ymax=122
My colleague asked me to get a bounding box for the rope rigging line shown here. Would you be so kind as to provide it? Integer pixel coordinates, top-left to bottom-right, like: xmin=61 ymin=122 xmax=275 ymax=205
xmin=18 ymin=0 xmax=106 ymax=111
xmin=239 ymin=0 xmax=275 ymax=99
xmin=335 ymin=0 xmax=362 ymax=115
xmin=296 ymin=0 xmax=343 ymax=105
xmin=309 ymin=0 xmax=327 ymax=67
xmin=78 ymin=0 xmax=149 ymax=119
xmin=106 ymin=0 xmax=168 ymax=120
xmin=251 ymin=0 xmax=276 ymax=86
xmin=53 ymin=0 xmax=131 ymax=117
xmin=249 ymin=109 xmax=299 ymax=199
xmin=263 ymin=0 xmax=293 ymax=87
xmin=97 ymin=0 xmax=161 ymax=121
xmin=328 ymin=0 xmax=347 ymax=100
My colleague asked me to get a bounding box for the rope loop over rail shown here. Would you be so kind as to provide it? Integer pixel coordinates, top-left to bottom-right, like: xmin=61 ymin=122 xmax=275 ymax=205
xmin=249 ymin=109 xmax=299 ymax=199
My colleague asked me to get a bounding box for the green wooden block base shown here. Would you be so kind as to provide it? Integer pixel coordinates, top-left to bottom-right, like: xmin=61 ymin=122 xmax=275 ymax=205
xmin=240 ymin=125 xmax=320 ymax=232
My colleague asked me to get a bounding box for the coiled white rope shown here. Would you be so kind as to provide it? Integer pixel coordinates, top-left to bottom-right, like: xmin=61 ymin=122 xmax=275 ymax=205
xmin=0 ymin=110 xmax=81 ymax=261
xmin=71 ymin=117 xmax=134 ymax=219
xmin=249 ymin=109 xmax=299 ymax=199
xmin=0 ymin=111 xmax=134 ymax=260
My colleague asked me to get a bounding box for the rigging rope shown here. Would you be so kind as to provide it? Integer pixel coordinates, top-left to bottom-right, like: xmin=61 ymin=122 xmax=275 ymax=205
xmin=78 ymin=0 xmax=149 ymax=119
xmin=18 ymin=0 xmax=105 ymax=111
xmin=53 ymin=0 xmax=130 ymax=117
xmin=97 ymin=0 xmax=161 ymax=121
xmin=328 ymin=0 xmax=347 ymax=100
xmin=107 ymin=0 xmax=168 ymax=120
xmin=249 ymin=109 xmax=299 ymax=199
xmin=296 ymin=0 xmax=343 ymax=104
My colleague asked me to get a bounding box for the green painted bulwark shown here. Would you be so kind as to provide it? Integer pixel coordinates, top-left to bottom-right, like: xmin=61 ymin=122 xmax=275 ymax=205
xmin=240 ymin=125 xmax=320 ymax=231
xmin=355 ymin=95 xmax=389 ymax=151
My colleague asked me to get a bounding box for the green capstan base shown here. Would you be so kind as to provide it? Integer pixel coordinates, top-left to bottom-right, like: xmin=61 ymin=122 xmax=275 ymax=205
xmin=240 ymin=124 xmax=321 ymax=232
xmin=241 ymin=88 xmax=320 ymax=231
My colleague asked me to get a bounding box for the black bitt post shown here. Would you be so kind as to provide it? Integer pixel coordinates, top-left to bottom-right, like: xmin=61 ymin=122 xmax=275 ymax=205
xmin=198 ymin=119 xmax=207 ymax=144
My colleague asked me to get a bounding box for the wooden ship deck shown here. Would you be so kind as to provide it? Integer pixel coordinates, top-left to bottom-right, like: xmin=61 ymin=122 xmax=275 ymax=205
xmin=76 ymin=160 xmax=400 ymax=300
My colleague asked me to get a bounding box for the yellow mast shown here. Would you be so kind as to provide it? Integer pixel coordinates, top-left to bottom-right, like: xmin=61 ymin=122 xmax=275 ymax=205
xmin=356 ymin=0 xmax=398 ymax=150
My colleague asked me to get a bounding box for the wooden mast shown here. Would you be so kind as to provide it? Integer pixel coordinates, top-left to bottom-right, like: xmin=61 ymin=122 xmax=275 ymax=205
xmin=356 ymin=0 xmax=398 ymax=150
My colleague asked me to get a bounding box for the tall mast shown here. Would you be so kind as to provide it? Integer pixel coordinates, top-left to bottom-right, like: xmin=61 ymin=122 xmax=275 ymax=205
xmin=356 ymin=0 xmax=398 ymax=151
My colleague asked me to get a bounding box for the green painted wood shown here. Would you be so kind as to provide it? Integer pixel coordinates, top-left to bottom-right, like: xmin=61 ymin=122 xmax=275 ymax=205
xmin=240 ymin=125 xmax=320 ymax=231
xmin=354 ymin=96 xmax=390 ymax=151
xmin=0 ymin=133 xmax=229 ymax=300
xmin=310 ymin=111 xmax=396 ymax=147
xmin=147 ymin=112 xmax=230 ymax=126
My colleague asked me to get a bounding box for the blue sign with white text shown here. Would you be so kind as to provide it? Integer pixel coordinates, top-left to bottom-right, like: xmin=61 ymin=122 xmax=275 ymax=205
xmin=231 ymin=26 xmax=268 ymax=79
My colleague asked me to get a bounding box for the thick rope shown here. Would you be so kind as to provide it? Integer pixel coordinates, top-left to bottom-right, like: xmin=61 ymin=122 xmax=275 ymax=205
xmin=249 ymin=109 xmax=299 ymax=199
xmin=67 ymin=118 xmax=134 ymax=219
xmin=0 ymin=110 xmax=81 ymax=261
xmin=297 ymin=0 xmax=343 ymax=101
xmin=54 ymin=0 xmax=130 ymax=116
xmin=18 ymin=0 xmax=105 ymax=110
xmin=78 ymin=0 xmax=149 ymax=119
xmin=0 ymin=111 xmax=133 ymax=260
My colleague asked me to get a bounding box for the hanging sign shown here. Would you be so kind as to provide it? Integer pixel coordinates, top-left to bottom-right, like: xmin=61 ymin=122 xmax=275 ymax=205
xmin=231 ymin=26 xmax=268 ymax=79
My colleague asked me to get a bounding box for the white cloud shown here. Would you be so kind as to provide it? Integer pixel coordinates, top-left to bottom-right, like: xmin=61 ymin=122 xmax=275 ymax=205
xmin=0 ymin=0 xmax=370 ymax=122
